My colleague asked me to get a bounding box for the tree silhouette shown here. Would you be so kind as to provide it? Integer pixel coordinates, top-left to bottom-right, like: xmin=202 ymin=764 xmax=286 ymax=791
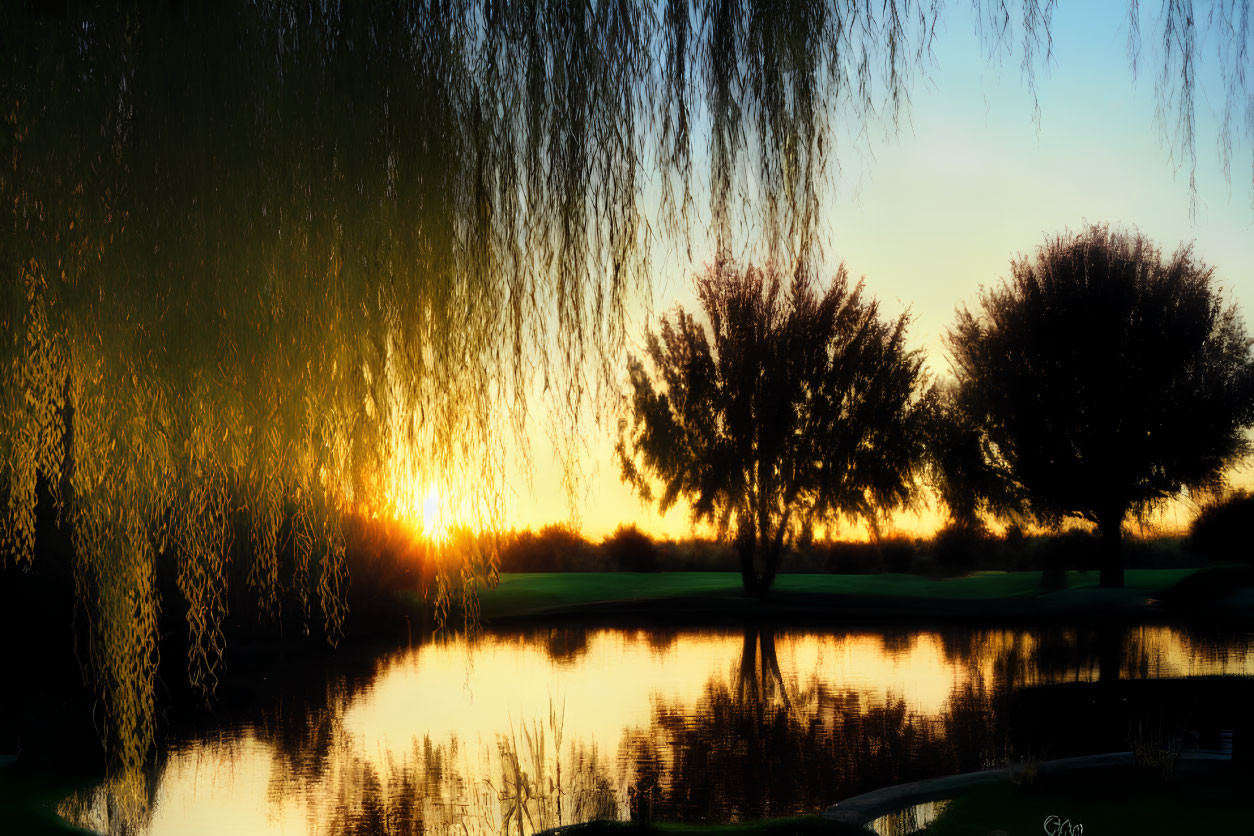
xmin=618 ymin=260 xmax=927 ymax=595
xmin=947 ymin=225 xmax=1254 ymax=587
xmin=921 ymin=381 xmax=1024 ymax=532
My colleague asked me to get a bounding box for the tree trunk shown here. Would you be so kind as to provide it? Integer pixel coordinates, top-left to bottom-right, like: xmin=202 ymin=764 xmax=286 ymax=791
xmin=738 ymin=536 xmax=764 ymax=597
xmin=737 ymin=532 xmax=781 ymax=598
xmin=757 ymin=539 xmax=780 ymax=596
xmin=1098 ymin=514 xmax=1124 ymax=588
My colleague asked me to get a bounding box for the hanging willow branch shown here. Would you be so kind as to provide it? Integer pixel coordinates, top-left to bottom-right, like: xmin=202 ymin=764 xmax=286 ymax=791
xmin=1 ymin=0 xmax=1250 ymax=774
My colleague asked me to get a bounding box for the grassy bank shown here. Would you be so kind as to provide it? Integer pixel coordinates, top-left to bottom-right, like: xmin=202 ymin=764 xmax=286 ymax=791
xmin=921 ymin=764 xmax=1249 ymax=835
xmin=470 ymin=568 xmax=1219 ymax=624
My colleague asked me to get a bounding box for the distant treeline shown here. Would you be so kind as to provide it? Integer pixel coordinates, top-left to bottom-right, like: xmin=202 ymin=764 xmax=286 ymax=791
xmin=489 ymin=497 xmax=1251 ymax=575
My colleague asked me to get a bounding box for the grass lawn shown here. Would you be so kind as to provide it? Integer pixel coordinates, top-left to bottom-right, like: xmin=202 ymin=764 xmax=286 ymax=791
xmin=922 ymin=765 xmax=1249 ymax=835
xmin=473 ymin=568 xmax=1204 ymax=620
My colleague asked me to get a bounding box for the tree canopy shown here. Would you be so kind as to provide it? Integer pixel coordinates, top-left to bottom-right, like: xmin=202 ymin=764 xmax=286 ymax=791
xmin=921 ymin=380 xmax=1023 ymax=532
xmin=947 ymin=224 xmax=1254 ymax=587
xmin=618 ymin=260 xmax=928 ymax=594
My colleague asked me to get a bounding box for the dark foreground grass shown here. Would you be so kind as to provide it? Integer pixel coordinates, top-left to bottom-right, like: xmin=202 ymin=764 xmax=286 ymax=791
xmin=473 ymin=568 xmax=1206 ymax=622
xmin=0 ymin=766 xmax=99 ymax=835
xmin=556 ymin=765 xmax=1249 ymax=835
xmin=922 ymin=765 xmax=1249 ymax=835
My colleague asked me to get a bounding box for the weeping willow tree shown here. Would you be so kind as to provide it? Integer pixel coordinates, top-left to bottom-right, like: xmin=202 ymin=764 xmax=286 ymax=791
xmin=2 ymin=0 xmax=1252 ymax=775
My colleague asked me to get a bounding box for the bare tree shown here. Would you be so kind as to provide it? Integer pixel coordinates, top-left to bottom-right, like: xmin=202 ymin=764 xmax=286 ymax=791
xmin=947 ymin=224 xmax=1254 ymax=587
xmin=618 ymin=260 xmax=928 ymax=595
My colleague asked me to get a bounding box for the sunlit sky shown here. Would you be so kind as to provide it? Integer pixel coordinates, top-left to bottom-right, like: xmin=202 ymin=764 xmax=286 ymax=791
xmin=493 ymin=4 xmax=1254 ymax=541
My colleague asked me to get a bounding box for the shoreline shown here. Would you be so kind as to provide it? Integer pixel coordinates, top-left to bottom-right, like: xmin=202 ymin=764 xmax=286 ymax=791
xmin=822 ymin=751 xmax=1234 ymax=829
xmin=470 ymin=568 xmax=1254 ymax=629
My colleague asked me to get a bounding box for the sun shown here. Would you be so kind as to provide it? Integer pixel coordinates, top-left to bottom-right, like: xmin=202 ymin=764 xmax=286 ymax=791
xmin=384 ymin=468 xmax=451 ymax=544
xmin=420 ymin=484 xmax=445 ymax=542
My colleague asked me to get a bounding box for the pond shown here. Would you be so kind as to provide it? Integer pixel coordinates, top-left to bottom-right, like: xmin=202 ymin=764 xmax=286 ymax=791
xmin=59 ymin=624 xmax=1254 ymax=835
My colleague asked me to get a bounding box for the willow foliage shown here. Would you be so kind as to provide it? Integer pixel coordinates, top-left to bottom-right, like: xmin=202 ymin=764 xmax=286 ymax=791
xmin=1 ymin=0 xmax=1250 ymax=772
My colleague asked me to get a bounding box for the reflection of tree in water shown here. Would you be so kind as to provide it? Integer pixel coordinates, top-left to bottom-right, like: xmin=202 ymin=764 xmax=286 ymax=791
xmin=930 ymin=625 xmax=1175 ymax=690
xmin=941 ymin=680 xmax=1005 ymax=771
xmin=534 ymin=627 xmax=682 ymax=666
xmin=262 ymin=693 xmax=351 ymax=806
xmin=643 ymin=628 xmax=681 ymax=656
xmin=330 ymin=759 xmax=420 ymax=836
xmin=56 ymin=755 xmax=166 ymax=835
xmin=543 ymin=628 xmax=589 ymax=666
xmin=325 ymin=740 xmax=474 ymax=836
xmin=63 ymin=641 xmax=622 ymax=836
xmin=876 ymin=629 xmax=915 ymax=658
xmin=318 ymin=734 xmax=617 ymax=836
xmin=736 ymin=626 xmax=789 ymax=707
xmin=65 ymin=626 xmax=1251 ymax=833
xmin=253 ymin=688 xmax=620 ymax=836
xmin=58 ymin=661 xmax=365 ymax=835
xmin=621 ymin=627 xmax=1002 ymax=823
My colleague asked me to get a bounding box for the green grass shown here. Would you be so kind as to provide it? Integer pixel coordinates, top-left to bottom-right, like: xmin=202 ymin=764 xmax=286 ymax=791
xmin=472 ymin=568 xmax=1207 ymax=620
xmin=478 ymin=572 xmax=745 ymax=616
xmin=922 ymin=766 xmax=1249 ymax=835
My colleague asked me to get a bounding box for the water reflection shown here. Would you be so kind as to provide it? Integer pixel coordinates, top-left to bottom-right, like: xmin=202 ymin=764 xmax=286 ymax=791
xmin=620 ymin=628 xmax=1015 ymax=823
xmin=60 ymin=625 xmax=1254 ymax=835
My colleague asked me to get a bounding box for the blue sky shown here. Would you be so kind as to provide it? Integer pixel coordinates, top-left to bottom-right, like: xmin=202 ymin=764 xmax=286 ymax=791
xmin=509 ymin=3 xmax=1254 ymax=539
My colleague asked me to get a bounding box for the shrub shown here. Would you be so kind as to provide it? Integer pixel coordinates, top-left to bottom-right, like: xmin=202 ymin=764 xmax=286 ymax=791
xmin=930 ymin=522 xmax=990 ymax=575
xmin=341 ymin=512 xmax=432 ymax=613
xmin=1156 ymin=564 xmax=1254 ymax=608
xmin=1189 ymin=490 xmax=1254 ymax=562
xmin=998 ymin=523 xmax=1038 ymax=572
xmin=1129 ymin=716 xmax=1186 ymax=782
xmin=654 ymin=538 xmax=735 ymax=571
xmin=879 ymin=536 xmax=918 ymax=573
xmin=802 ymin=539 xmax=881 ymax=574
xmin=499 ymin=524 xmax=597 ymax=572
xmin=1006 ymin=753 xmax=1040 ymax=786
xmin=601 ymin=524 xmax=660 ymax=572
xmin=1040 ymin=528 xmax=1103 ymax=571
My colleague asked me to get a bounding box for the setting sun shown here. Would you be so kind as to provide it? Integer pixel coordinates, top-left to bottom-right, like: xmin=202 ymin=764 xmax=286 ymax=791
xmin=387 ymin=473 xmax=450 ymax=543
xmin=420 ymin=484 xmax=444 ymax=542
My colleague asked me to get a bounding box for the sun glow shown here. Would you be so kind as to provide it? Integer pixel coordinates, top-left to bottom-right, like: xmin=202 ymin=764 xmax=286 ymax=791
xmin=418 ymin=483 xmax=447 ymax=543
xmin=384 ymin=469 xmax=452 ymax=544
xmin=396 ymin=481 xmax=447 ymax=544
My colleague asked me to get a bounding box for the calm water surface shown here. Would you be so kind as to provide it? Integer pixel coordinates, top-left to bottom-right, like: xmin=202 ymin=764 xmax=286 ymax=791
xmin=61 ymin=625 xmax=1254 ymax=835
